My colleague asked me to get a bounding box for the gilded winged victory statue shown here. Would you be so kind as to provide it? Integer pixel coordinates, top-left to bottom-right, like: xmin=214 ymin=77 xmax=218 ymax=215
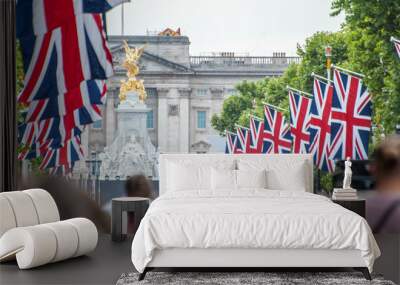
xmin=119 ymin=40 xmax=147 ymax=103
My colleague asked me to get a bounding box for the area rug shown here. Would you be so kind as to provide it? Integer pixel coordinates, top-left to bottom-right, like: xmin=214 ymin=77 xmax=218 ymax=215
xmin=116 ymin=271 xmax=395 ymax=285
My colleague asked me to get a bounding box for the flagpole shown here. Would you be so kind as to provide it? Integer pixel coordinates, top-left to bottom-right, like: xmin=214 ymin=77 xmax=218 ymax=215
xmin=235 ymin=124 xmax=250 ymax=130
xmin=262 ymin=102 xmax=288 ymax=112
xmin=331 ymin=64 xmax=365 ymax=78
xmin=286 ymin=85 xmax=313 ymax=97
xmin=390 ymin=36 xmax=399 ymax=43
xmin=311 ymin=72 xmax=334 ymax=83
xmin=121 ymin=3 xmax=125 ymax=35
xmin=250 ymin=115 xmax=264 ymax=121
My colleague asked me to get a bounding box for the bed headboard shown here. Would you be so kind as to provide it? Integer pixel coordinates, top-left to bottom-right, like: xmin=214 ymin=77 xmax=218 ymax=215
xmin=159 ymin=154 xmax=314 ymax=195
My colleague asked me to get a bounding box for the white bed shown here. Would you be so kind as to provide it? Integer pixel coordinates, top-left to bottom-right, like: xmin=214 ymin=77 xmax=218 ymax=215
xmin=131 ymin=154 xmax=380 ymax=280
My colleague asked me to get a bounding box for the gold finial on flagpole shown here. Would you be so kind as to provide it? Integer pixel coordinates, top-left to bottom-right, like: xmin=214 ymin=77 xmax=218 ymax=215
xmin=325 ymin=46 xmax=332 ymax=81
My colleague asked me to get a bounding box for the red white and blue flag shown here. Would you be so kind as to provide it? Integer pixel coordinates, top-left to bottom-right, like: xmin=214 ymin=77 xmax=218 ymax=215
xmin=330 ymin=68 xmax=372 ymax=160
xmin=17 ymin=0 xmax=123 ymax=172
xmin=25 ymin=80 xmax=106 ymax=123
xmin=236 ymin=126 xmax=250 ymax=154
xmin=392 ymin=37 xmax=400 ymax=59
xmin=39 ymin=136 xmax=84 ymax=170
xmin=248 ymin=116 xmax=264 ymax=153
xmin=308 ymin=78 xmax=335 ymax=172
xmin=17 ymin=0 xmax=127 ymax=37
xmin=225 ymin=131 xmax=238 ymax=154
xmin=288 ymin=90 xmax=311 ymax=154
xmin=18 ymin=14 xmax=112 ymax=103
xmin=263 ymin=105 xmax=292 ymax=153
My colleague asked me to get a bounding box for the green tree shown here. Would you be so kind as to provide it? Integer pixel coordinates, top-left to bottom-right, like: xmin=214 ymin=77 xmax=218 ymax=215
xmin=331 ymin=0 xmax=400 ymax=135
xmin=211 ymin=31 xmax=349 ymax=135
xmin=211 ymin=79 xmax=270 ymax=135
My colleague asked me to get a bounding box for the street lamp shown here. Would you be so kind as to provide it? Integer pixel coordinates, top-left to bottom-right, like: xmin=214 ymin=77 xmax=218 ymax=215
xmin=325 ymin=46 xmax=332 ymax=81
xmin=86 ymin=151 xmax=101 ymax=177
xmin=85 ymin=151 xmax=102 ymax=203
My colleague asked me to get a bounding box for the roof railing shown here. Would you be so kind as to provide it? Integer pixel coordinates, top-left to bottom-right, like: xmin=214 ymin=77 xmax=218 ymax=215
xmin=189 ymin=56 xmax=301 ymax=66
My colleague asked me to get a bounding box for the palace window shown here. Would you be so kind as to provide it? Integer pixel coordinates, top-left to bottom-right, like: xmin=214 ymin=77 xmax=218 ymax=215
xmin=147 ymin=110 xmax=154 ymax=129
xmin=197 ymin=89 xmax=208 ymax=96
xmin=92 ymin=119 xmax=102 ymax=129
xmin=197 ymin=111 xmax=206 ymax=129
xmin=145 ymin=88 xmax=157 ymax=98
xmin=226 ymin=88 xmax=236 ymax=96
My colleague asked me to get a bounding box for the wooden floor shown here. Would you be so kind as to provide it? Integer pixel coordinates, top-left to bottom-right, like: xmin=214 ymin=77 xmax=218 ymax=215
xmin=0 ymin=234 xmax=133 ymax=285
xmin=1 ymin=234 xmax=398 ymax=285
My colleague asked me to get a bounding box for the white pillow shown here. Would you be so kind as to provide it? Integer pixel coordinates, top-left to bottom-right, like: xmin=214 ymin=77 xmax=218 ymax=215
xmin=211 ymin=168 xmax=236 ymax=190
xmin=236 ymin=169 xmax=267 ymax=189
xmin=166 ymin=159 xmax=236 ymax=192
xmin=238 ymin=158 xmax=308 ymax=192
xmin=265 ymin=164 xmax=306 ymax=191
xmin=168 ymin=162 xmax=211 ymax=191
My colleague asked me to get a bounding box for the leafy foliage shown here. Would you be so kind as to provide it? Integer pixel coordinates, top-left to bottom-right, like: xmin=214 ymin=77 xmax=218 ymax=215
xmin=212 ymin=0 xmax=400 ymax=143
xmin=211 ymin=31 xmax=349 ymax=135
xmin=331 ymin=0 xmax=400 ymax=136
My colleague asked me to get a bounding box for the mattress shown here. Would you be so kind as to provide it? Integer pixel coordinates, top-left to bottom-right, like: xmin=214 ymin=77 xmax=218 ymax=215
xmin=131 ymin=190 xmax=380 ymax=273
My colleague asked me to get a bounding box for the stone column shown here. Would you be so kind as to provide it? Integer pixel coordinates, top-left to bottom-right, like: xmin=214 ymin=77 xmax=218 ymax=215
xmin=178 ymin=88 xmax=191 ymax=153
xmin=106 ymin=89 xmax=117 ymax=146
xmin=157 ymin=88 xmax=169 ymax=153
xmin=74 ymin=126 xmax=90 ymax=178
xmin=210 ymin=88 xmax=225 ymax=135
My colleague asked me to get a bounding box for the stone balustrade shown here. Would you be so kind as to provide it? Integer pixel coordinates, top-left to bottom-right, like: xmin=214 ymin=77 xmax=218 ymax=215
xmin=190 ymin=56 xmax=301 ymax=67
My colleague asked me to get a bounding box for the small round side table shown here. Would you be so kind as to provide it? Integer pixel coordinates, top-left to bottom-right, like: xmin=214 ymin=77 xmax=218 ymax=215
xmin=111 ymin=197 xmax=150 ymax=242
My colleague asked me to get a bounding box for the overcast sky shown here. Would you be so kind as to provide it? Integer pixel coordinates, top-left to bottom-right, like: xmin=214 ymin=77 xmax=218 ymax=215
xmin=106 ymin=0 xmax=345 ymax=56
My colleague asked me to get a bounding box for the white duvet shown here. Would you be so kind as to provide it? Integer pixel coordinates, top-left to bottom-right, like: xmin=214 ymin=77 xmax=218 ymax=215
xmin=131 ymin=190 xmax=380 ymax=273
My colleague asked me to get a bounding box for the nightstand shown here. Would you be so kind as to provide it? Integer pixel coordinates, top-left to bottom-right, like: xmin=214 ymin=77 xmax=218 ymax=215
xmin=111 ymin=197 xmax=150 ymax=242
xmin=332 ymin=198 xmax=366 ymax=218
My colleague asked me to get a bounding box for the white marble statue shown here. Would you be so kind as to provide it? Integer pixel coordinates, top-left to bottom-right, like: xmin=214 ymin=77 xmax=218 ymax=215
xmin=343 ymin=157 xmax=353 ymax=190
xmin=98 ymin=90 xmax=158 ymax=180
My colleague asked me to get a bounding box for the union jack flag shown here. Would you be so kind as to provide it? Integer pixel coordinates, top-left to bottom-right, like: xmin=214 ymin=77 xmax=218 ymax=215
xmin=248 ymin=116 xmax=264 ymax=153
xmin=18 ymin=14 xmax=112 ymax=103
xmin=288 ymin=90 xmax=311 ymax=154
xmin=17 ymin=0 xmax=123 ymax=172
xmin=17 ymin=0 xmax=126 ymax=37
xmin=225 ymin=131 xmax=237 ymax=154
xmin=308 ymin=78 xmax=335 ymax=172
xmin=18 ymin=134 xmax=84 ymax=170
xmin=392 ymin=37 xmax=400 ymax=59
xmin=263 ymin=105 xmax=292 ymax=153
xmin=330 ymin=68 xmax=372 ymax=160
xmin=236 ymin=126 xmax=250 ymax=154
xmin=25 ymin=80 xmax=106 ymax=122
xmin=39 ymin=136 xmax=84 ymax=170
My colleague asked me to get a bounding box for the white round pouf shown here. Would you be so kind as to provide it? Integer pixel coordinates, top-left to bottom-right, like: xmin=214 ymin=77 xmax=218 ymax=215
xmin=0 ymin=196 xmax=17 ymax=237
xmin=0 ymin=191 xmax=39 ymax=227
xmin=23 ymin=189 xmax=60 ymax=224
xmin=42 ymin=221 xmax=79 ymax=262
xmin=0 ymin=226 xmax=57 ymax=269
xmin=65 ymin=218 xmax=98 ymax=257
xmin=0 ymin=189 xmax=98 ymax=269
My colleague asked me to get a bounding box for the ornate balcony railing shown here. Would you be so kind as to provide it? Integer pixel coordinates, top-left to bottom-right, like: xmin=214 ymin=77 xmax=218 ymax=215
xmin=190 ymin=56 xmax=301 ymax=67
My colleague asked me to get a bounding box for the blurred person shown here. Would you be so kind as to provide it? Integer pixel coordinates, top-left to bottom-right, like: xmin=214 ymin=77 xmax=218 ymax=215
xmin=125 ymin=175 xmax=154 ymax=234
xmin=125 ymin=174 xmax=154 ymax=199
xmin=367 ymin=136 xmax=400 ymax=233
xmin=101 ymin=174 xmax=155 ymax=235
xmin=20 ymin=174 xmax=111 ymax=233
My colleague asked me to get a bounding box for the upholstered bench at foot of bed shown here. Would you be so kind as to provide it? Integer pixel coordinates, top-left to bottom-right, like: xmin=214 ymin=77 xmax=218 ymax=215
xmin=0 ymin=218 xmax=98 ymax=269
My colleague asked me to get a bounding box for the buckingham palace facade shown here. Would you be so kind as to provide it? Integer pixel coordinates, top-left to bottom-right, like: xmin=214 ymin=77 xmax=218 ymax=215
xmin=83 ymin=34 xmax=299 ymax=155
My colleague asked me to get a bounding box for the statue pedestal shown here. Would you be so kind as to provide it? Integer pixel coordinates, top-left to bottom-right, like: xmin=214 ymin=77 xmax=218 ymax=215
xmin=99 ymin=91 xmax=158 ymax=180
xmin=117 ymin=93 xmax=150 ymax=144
xmin=332 ymin=188 xmax=358 ymax=200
